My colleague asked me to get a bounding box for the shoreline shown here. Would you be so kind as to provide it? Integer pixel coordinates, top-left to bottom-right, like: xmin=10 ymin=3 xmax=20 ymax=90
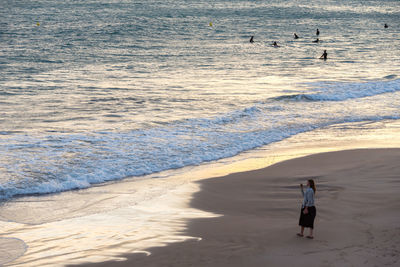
xmin=72 ymin=148 xmax=400 ymax=267
xmin=2 ymin=119 xmax=400 ymax=204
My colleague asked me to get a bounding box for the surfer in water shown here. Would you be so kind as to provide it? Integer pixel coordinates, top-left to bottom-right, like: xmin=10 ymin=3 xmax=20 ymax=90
xmin=250 ymin=36 xmax=254 ymax=43
xmin=294 ymin=33 xmax=299 ymax=39
xmin=384 ymin=23 xmax=388 ymax=28
xmin=316 ymin=28 xmax=320 ymax=36
xmin=320 ymin=50 xmax=327 ymax=60
xmin=272 ymin=41 xmax=280 ymax=47
xmin=312 ymin=38 xmax=319 ymax=43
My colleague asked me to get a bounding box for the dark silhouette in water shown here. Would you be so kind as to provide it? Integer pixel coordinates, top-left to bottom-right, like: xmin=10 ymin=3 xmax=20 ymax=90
xmin=250 ymin=36 xmax=254 ymax=43
xmin=384 ymin=23 xmax=388 ymax=28
xmin=320 ymin=50 xmax=327 ymax=60
xmin=272 ymin=41 xmax=280 ymax=47
xmin=294 ymin=33 xmax=299 ymax=39
xmin=316 ymin=28 xmax=320 ymax=36
xmin=312 ymin=38 xmax=319 ymax=43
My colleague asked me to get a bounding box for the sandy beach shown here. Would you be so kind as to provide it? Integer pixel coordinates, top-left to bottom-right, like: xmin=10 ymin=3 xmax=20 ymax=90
xmin=71 ymin=148 xmax=400 ymax=267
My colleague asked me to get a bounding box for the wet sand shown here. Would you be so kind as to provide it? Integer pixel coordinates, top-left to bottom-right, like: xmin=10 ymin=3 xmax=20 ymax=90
xmin=71 ymin=148 xmax=400 ymax=267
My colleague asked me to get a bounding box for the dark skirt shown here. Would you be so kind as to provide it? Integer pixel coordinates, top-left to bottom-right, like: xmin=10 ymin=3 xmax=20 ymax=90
xmin=299 ymin=206 xmax=316 ymax=229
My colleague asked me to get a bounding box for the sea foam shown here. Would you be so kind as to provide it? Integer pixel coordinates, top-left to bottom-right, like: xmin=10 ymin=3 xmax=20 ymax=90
xmin=1 ymin=79 xmax=400 ymax=200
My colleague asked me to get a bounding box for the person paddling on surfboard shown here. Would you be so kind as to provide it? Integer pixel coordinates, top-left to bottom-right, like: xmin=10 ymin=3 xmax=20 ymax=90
xmin=320 ymin=50 xmax=327 ymax=60
xmin=272 ymin=41 xmax=280 ymax=47
xmin=312 ymin=38 xmax=319 ymax=43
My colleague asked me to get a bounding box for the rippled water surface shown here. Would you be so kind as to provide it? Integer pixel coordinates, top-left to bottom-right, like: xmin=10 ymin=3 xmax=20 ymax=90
xmin=0 ymin=0 xmax=399 ymax=199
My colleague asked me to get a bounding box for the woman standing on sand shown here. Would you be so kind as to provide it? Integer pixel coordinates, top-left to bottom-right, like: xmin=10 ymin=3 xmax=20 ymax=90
xmin=297 ymin=179 xmax=316 ymax=239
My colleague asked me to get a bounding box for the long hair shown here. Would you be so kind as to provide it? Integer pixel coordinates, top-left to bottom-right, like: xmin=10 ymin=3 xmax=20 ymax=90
xmin=308 ymin=179 xmax=316 ymax=194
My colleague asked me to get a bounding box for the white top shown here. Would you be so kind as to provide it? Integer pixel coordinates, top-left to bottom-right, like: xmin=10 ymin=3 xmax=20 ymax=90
xmin=301 ymin=187 xmax=315 ymax=207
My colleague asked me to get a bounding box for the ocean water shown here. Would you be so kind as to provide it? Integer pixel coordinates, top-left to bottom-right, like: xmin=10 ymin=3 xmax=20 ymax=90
xmin=1 ymin=0 xmax=399 ymax=200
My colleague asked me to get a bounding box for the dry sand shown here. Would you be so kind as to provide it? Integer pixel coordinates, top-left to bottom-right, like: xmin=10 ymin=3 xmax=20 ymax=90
xmin=72 ymin=149 xmax=400 ymax=267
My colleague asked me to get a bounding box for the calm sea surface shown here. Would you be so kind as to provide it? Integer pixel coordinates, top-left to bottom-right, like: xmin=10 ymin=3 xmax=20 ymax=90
xmin=1 ymin=0 xmax=399 ymax=199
